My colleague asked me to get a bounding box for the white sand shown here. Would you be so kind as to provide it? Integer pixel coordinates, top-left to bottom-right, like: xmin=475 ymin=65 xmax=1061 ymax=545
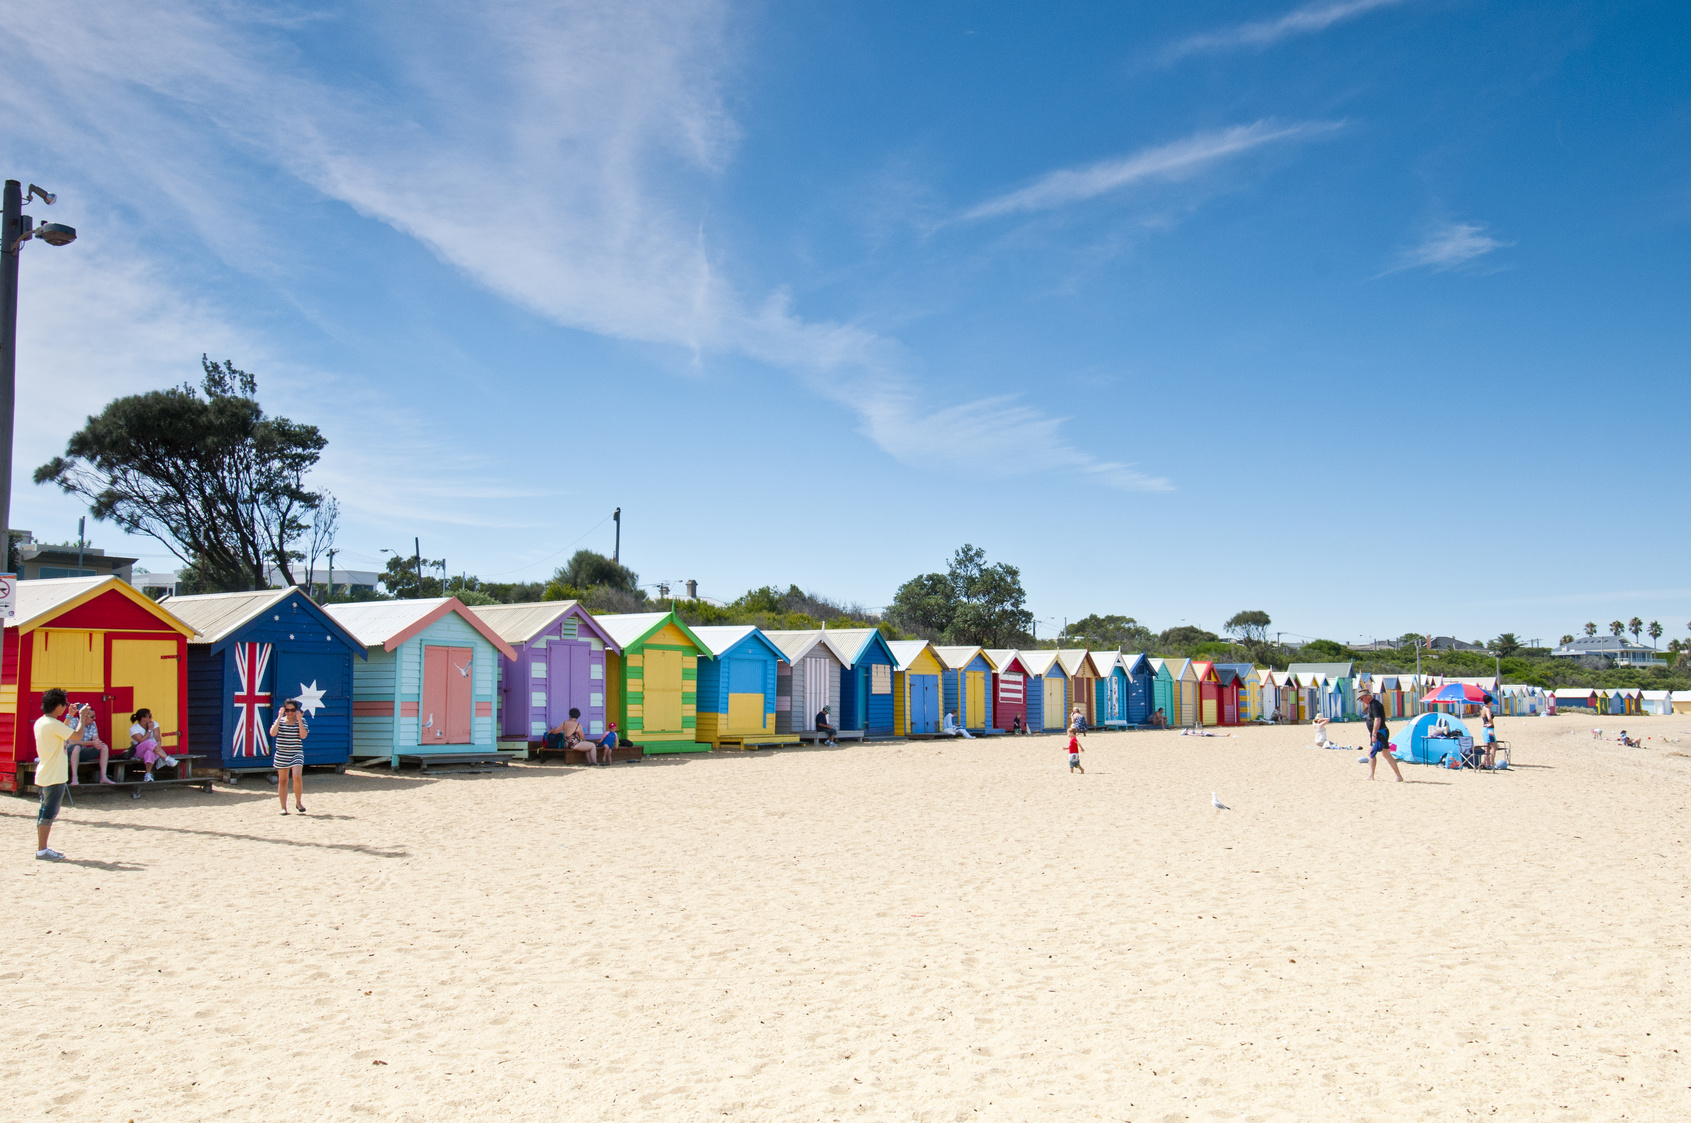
xmin=5 ymin=714 xmax=1691 ymax=1121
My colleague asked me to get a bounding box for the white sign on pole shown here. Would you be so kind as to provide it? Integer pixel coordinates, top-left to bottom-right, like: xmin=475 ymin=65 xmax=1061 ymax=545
xmin=0 ymin=574 xmax=15 ymax=619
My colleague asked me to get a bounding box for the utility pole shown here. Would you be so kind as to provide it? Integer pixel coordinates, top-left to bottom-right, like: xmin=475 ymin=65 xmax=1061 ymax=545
xmin=613 ymin=507 xmax=621 ymax=564
xmin=76 ymin=515 xmax=85 ymax=575
xmin=326 ymin=548 xmax=336 ymax=604
xmin=414 ymin=537 xmax=422 ymax=600
xmin=0 ymin=180 xmax=75 ymax=566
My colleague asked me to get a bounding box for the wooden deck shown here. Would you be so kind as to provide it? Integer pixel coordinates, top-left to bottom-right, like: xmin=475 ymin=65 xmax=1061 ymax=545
xmin=391 ymin=751 xmax=524 ymax=772
xmin=795 ymin=729 xmax=866 ymax=744
xmin=712 ymin=734 xmax=803 ymax=751
xmin=16 ymin=756 xmax=214 ymax=799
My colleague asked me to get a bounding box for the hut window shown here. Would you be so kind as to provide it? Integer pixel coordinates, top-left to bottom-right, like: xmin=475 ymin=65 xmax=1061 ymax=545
xmin=590 ymin=692 xmax=603 ymax=708
xmin=872 ymin=664 xmax=892 ymax=694
xmin=589 ymin=638 xmax=603 ymax=651
xmin=531 ymin=661 xmax=546 ymax=679
xmin=532 ymin=691 xmax=547 ymax=708
xmin=590 ymin=663 xmax=603 ymax=680
xmin=531 ymin=721 xmax=546 ymax=737
xmin=589 ymin=719 xmax=603 ymax=735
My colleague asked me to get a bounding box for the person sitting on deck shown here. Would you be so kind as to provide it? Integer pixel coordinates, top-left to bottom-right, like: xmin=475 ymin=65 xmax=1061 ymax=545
xmin=1148 ymin=708 xmax=1168 ymax=729
xmin=942 ymin=711 xmax=974 ymax=739
xmin=68 ymin=704 xmax=123 ymax=785
xmin=128 ymin=709 xmax=178 ymax=781
xmin=1068 ymin=708 xmax=1088 ymax=735
xmin=815 ymin=706 xmax=839 ymax=745
xmin=545 ymin=708 xmax=587 ymax=751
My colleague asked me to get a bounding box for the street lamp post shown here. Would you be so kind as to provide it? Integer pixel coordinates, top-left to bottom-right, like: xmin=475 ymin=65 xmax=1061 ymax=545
xmin=0 ymin=181 xmax=76 ymax=565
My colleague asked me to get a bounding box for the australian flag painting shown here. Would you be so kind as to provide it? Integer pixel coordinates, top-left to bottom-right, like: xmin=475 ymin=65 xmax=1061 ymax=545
xmin=232 ymin=641 xmax=274 ymax=757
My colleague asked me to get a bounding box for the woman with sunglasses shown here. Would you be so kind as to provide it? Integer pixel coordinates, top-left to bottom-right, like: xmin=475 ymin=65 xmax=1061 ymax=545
xmin=269 ymin=699 xmax=311 ymax=814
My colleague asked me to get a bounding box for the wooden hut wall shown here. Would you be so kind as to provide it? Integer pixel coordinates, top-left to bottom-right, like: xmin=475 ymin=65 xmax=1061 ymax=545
xmin=992 ymin=655 xmax=1029 ymax=733
xmin=618 ymin=622 xmax=702 ymax=753
xmin=1151 ymin=661 xmax=1175 ymax=726
xmin=941 ymin=653 xmax=995 ymax=732
xmin=1039 ymin=663 xmax=1069 ymax=731
xmin=695 ymin=642 xmax=780 ymax=746
xmin=838 ymin=634 xmax=896 ymax=736
xmin=494 ymin=612 xmax=609 ymax=740
xmin=892 ymin=647 xmax=943 ymax=735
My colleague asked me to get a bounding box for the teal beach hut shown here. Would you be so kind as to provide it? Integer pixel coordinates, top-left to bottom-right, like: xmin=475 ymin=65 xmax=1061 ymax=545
xmin=324 ymin=598 xmax=519 ymax=768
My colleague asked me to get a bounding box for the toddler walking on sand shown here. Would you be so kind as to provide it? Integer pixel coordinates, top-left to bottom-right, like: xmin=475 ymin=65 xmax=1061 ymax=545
xmin=1066 ymin=731 xmax=1084 ymax=774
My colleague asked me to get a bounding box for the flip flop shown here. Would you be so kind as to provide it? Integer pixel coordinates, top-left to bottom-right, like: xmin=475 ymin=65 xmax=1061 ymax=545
xmin=296 ymin=805 xmax=306 ymax=813
xmin=280 ymin=809 xmax=290 ymax=815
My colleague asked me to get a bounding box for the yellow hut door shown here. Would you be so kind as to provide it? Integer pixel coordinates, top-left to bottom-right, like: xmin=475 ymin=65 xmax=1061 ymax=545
xmin=110 ymin=639 xmax=181 ymax=750
xmin=965 ymin=670 xmax=986 ymax=728
xmin=643 ymin=649 xmax=683 ymax=735
xmin=1043 ymin=676 xmax=1066 ymax=730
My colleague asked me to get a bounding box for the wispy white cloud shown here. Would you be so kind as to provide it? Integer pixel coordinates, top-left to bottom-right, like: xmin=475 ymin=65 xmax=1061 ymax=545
xmin=1161 ymin=0 xmax=1413 ymax=63
xmin=963 ymin=120 xmax=1343 ymax=220
xmin=1384 ymin=220 xmax=1511 ymax=274
xmin=0 ymin=0 xmax=1168 ymax=495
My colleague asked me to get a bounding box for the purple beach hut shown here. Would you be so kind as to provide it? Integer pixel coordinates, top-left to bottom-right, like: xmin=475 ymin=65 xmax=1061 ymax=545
xmin=466 ymin=601 xmax=621 ymax=743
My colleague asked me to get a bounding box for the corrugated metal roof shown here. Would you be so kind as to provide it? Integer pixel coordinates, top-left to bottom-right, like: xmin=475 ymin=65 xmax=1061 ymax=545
xmin=932 ymin=645 xmax=987 ymax=671
xmin=163 ymin=588 xmax=295 ymax=644
xmin=6 ymin=575 xmax=196 ymax=636
xmin=887 ymin=640 xmax=935 ymax=672
xmin=465 ymin=601 xmax=595 ymax=646
xmin=1054 ymin=649 xmax=1099 ymax=678
xmin=323 ymin=598 xmax=453 ymax=647
xmin=691 ymin=625 xmax=767 ymax=659
xmin=762 ymin=629 xmax=852 ymax=665
xmin=982 ymin=648 xmax=1020 ymax=670
xmin=1020 ymin=649 xmax=1061 ymax=676
xmin=819 ymin=628 xmax=884 ymax=667
xmin=594 ymin=612 xmax=676 ymax=650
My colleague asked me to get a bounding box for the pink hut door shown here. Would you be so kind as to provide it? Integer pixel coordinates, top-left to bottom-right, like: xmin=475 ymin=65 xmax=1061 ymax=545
xmin=422 ymin=645 xmax=475 ymax=745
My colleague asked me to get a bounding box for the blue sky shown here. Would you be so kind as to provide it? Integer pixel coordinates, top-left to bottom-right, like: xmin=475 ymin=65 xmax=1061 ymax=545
xmin=1 ymin=0 xmax=1687 ymax=647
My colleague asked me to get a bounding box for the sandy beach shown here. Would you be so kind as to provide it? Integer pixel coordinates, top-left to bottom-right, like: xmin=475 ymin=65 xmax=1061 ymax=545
xmin=5 ymin=714 xmax=1690 ymax=1121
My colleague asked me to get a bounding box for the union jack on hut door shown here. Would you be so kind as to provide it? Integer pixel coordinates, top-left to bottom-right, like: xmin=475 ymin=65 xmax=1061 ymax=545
xmin=232 ymin=641 xmax=274 ymax=756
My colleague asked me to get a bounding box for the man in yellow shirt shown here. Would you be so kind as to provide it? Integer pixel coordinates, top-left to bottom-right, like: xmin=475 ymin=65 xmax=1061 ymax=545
xmin=33 ymin=688 xmax=74 ymax=861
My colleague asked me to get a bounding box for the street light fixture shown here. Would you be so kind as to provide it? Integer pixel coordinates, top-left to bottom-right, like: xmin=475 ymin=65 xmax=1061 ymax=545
xmin=1 ymin=180 xmax=77 ymax=564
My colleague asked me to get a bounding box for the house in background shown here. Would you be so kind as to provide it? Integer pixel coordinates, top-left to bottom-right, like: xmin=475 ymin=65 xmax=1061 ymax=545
xmin=10 ymin=531 xmax=137 ymax=582
xmin=1550 ymin=635 xmax=1666 ymax=667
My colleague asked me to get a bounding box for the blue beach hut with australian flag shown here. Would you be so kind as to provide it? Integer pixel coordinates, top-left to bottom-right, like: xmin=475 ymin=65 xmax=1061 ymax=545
xmin=167 ymin=588 xmax=367 ymax=775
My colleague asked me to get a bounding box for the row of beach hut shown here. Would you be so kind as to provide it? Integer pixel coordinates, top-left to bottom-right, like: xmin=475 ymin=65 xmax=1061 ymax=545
xmin=1 ymin=576 xmax=1681 ymax=787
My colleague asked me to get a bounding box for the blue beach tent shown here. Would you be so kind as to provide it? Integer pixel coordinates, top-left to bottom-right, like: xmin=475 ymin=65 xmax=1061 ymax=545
xmin=1393 ymin=712 xmax=1473 ymax=765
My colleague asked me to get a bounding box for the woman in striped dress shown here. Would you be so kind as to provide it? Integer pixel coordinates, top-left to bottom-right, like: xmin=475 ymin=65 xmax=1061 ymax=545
xmin=269 ymin=699 xmax=310 ymax=815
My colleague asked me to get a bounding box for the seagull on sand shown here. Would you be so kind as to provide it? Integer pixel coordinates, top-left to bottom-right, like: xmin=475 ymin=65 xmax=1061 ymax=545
xmin=1211 ymin=792 xmax=1230 ymax=811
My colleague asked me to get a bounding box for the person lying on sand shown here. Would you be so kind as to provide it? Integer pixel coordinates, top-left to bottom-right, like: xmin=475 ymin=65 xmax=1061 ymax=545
xmin=1180 ymin=728 xmax=1231 ymax=738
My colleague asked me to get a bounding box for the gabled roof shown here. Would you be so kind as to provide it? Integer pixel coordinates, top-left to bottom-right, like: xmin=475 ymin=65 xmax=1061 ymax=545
xmin=887 ymin=639 xmax=941 ymax=672
xmin=594 ymin=611 xmax=707 ymax=654
xmin=822 ymin=627 xmax=897 ymax=668
xmin=164 ymin=587 xmax=366 ymax=657
xmin=466 ymin=600 xmax=618 ymax=651
xmin=691 ymin=624 xmax=787 ymax=663
xmin=6 ymin=576 xmax=196 ymax=636
xmin=1191 ymin=660 xmax=1216 ymax=681
xmin=1213 ymin=666 xmax=1241 ymax=686
xmin=1553 ymin=687 xmax=1598 ymax=698
xmin=1019 ymin=649 xmax=1064 ymax=676
xmin=933 ymin=645 xmax=996 ymax=672
xmin=1055 ymin=649 xmax=1100 ymax=678
xmin=1215 ymin=662 xmax=1253 ymax=678
xmin=1165 ymin=657 xmax=1192 ymax=678
xmin=762 ymin=629 xmax=853 ymax=665
xmin=323 ymin=598 xmax=518 ymax=659
xmin=1148 ymin=657 xmax=1168 ymax=675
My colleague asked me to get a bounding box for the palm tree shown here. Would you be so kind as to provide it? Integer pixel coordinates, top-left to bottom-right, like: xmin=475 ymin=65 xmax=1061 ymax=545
xmin=1559 ymin=634 xmax=1575 ymax=645
xmin=1584 ymin=622 xmax=1597 ymax=637
xmin=1649 ymin=620 xmax=1663 ymax=647
xmin=1609 ymin=620 xmax=1625 ymax=637
xmin=1628 ymin=617 xmax=1643 ymax=642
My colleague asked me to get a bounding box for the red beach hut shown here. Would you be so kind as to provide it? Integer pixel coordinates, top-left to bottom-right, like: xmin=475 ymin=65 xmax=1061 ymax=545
xmin=983 ymin=649 xmax=1033 ymax=733
xmin=0 ymin=576 xmax=197 ymax=791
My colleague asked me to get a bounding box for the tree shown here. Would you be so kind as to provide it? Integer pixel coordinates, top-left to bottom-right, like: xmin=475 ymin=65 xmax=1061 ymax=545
xmin=887 ymin=545 xmax=1032 ymax=647
xmin=1224 ymin=610 xmax=1272 ymax=645
xmin=1067 ymin=614 xmax=1155 ymax=652
xmin=557 ymin=550 xmax=639 ymax=594
xmin=35 ymin=356 xmax=327 ymax=592
xmin=1648 ymin=620 xmax=1663 ymax=647
xmin=1629 ymin=617 xmax=1643 ymax=642
xmin=382 ymin=554 xmax=444 ymax=599
xmin=886 ymin=572 xmax=955 ymax=641
xmin=1609 ymin=620 xmax=1625 ymax=636
xmin=300 ymin=494 xmax=339 ymax=598
xmin=1158 ymin=625 xmax=1220 ymax=652
xmin=1397 ymin=632 xmax=1427 ymax=649
xmin=1560 ymin=634 xmax=1575 ymax=646
xmin=1489 ymin=633 xmax=1521 ymax=658
xmin=1584 ymin=622 xmax=1597 ymax=637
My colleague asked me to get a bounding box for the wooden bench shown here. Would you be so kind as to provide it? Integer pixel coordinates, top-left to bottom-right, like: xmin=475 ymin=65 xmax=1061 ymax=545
xmin=795 ymin=729 xmax=866 ymax=744
xmin=392 ymin=751 xmax=524 ymax=772
xmin=714 ymin=734 xmax=802 ymax=751
xmin=20 ymin=755 xmax=214 ymax=799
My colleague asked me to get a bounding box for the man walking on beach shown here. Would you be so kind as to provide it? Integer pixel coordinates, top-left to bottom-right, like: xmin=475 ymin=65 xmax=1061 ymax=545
xmin=32 ymin=689 xmax=76 ymax=860
xmin=1359 ymin=686 xmax=1402 ymax=782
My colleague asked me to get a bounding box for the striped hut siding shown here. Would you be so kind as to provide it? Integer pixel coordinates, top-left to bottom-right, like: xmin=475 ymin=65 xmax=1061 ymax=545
xmin=984 ymin=650 xmax=1030 ymax=734
xmin=594 ymin=613 xmax=707 ymax=753
xmin=764 ymin=631 xmax=848 ymax=736
xmin=352 ymin=648 xmax=398 ymax=756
